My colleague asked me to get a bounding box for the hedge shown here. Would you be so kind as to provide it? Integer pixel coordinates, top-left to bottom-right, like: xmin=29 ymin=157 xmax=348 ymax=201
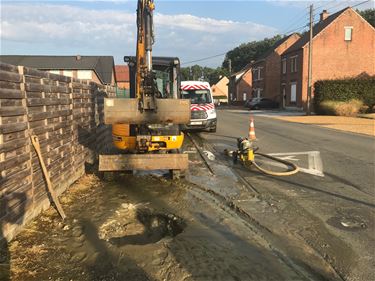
xmin=314 ymin=76 xmax=375 ymax=113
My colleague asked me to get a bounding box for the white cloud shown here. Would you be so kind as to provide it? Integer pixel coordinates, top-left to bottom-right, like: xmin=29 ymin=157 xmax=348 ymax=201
xmin=0 ymin=3 xmax=277 ymax=66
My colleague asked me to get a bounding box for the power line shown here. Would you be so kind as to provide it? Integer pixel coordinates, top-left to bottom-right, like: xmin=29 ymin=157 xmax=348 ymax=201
xmin=181 ymin=52 xmax=227 ymax=66
xmin=280 ymin=9 xmax=310 ymax=35
xmin=283 ymin=23 xmax=310 ymax=36
xmin=351 ymin=0 xmax=370 ymax=8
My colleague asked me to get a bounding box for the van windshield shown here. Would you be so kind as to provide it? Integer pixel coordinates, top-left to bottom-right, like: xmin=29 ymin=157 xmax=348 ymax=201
xmin=181 ymin=89 xmax=212 ymax=104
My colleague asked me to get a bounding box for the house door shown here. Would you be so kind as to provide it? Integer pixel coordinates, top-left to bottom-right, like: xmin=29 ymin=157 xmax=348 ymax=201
xmin=290 ymin=83 xmax=297 ymax=103
xmin=282 ymin=85 xmax=286 ymax=108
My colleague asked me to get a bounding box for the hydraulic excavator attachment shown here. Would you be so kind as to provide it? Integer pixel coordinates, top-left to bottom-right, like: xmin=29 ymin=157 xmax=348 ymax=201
xmin=104 ymin=0 xmax=190 ymax=125
xmin=104 ymin=98 xmax=190 ymax=125
xmin=100 ymin=0 xmax=190 ymax=176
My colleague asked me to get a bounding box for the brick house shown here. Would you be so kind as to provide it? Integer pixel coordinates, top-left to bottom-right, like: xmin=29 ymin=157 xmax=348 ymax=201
xmin=228 ymin=64 xmax=252 ymax=104
xmin=251 ymin=33 xmax=300 ymax=104
xmin=211 ymin=76 xmax=229 ymax=104
xmin=0 ymin=55 xmax=116 ymax=85
xmin=281 ymin=7 xmax=375 ymax=110
xmin=115 ymin=65 xmax=130 ymax=89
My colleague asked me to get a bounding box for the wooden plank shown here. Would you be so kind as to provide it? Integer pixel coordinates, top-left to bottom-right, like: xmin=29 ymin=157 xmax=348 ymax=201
xmin=0 ymin=153 xmax=29 ymax=171
xmin=47 ymin=72 xmax=71 ymax=83
xmin=0 ymin=169 xmax=31 ymax=195
xmin=1 ymin=115 xmax=25 ymax=125
xmin=0 ymin=138 xmax=28 ymax=154
xmin=3 ymin=184 xmax=33 ymax=210
xmin=0 ymin=99 xmax=23 ymax=107
xmin=0 ymin=70 xmax=22 ymax=83
xmin=0 ymin=122 xmax=27 ymax=134
xmin=0 ymin=88 xmax=24 ymax=99
xmin=0 ymin=81 xmax=21 ymax=90
xmin=2 ymin=131 xmax=26 ymax=143
xmin=23 ymin=67 xmax=49 ymax=79
xmin=25 ymin=82 xmax=52 ymax=93
xmin=30 ymin=135 xmax=66 ymax=219
xmin=0 ymin=106 xmax=26 ymax=117
xmin=27 ymin=98 xmax=70 ymax=106
xmin=99 ymin=153 xmax=189 ymax=171
xmin=0 ymin=63 xmax=19 ymax=73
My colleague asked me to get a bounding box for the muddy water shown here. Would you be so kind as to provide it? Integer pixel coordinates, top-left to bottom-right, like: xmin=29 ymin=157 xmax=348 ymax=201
xmin=7 ymin=172 xmax=320 ymax=281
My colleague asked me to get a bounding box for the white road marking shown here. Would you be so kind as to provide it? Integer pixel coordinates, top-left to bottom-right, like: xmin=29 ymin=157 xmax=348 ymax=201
xmin=276 ymin=156 xmax=300 ymax=161
xmin=265 ymin=151 xmax=324 ymax=177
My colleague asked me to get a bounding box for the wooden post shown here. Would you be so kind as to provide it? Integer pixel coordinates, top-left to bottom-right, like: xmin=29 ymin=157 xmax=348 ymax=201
xmin=30 ymin=135 xmax=66 ymax=220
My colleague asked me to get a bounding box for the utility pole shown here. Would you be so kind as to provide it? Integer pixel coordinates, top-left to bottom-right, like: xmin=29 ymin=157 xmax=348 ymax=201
xmin=307 ymin=4 xmax=313 ymax=115
xmin=228 ymin=59 xmax=233 ymax=103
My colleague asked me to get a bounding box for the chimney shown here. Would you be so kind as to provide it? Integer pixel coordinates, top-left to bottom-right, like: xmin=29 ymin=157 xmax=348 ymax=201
xmin=320 ymin=10 xmax=329 ymax=22
xmin=76 ymin=55 xmax=81 ymax=61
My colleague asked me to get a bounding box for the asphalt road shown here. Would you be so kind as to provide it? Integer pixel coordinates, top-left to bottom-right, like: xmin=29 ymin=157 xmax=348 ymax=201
xmin=199 ymin=108 xmax=375 ymax=281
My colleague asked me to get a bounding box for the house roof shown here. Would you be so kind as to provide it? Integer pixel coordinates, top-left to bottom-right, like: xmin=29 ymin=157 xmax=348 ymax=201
xmin=211 ymin=76 xmax=229 ymax=97
xmin=255 ymin=33 xmax=299 ymax=62
xmin=115 ymin=65 xmax=129 ymax=82
xmin=0 ymin=55 xmax=115 ymax=84
xmin=284 ymin=7 xmax=349 ymax=55
xmin=230 ymin=62 xmax=252 ymax=81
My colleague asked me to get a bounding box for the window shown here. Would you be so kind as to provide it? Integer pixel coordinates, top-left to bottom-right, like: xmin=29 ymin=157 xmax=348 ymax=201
xmin=253 ymin=68 xmax=258 ymax=81
xmin=290 ymin=56 xmax=298 ymax=73
xmin=243 ymin=93 xmax=247 ymax=101
xmin=77 ymin=70 xmax=92 ymax=80
xmin=258 ymin=67 xmax=263 ymax=80
xmin=181 ymin=89 xmax=212 ymax=104
xmin=252 ymin=67 xmax=263 ymax=81
xmin=282 ymin=59 xmax=287 ymax=74
xmin=344 ymin=27 xmax=353 ymax=41
xmin=63 ymin=70 xmax=73 ymax=77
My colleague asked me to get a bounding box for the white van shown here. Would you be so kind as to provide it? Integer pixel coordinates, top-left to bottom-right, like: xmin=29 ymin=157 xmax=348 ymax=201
xmin=180 ymin=81 xmax=217 ymax=132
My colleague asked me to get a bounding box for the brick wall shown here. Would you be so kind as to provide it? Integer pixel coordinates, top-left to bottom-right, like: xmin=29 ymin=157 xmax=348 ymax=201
xmin=0 ymin=62 xmax=115 ymax=241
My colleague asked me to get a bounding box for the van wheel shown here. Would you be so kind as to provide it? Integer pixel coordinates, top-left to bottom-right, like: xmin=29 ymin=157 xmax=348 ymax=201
xmin=209 ymin=126 xmax=217 ymax=133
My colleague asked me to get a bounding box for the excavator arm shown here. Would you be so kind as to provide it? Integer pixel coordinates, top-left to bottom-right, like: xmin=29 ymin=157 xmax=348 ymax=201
xmin=136 ymin=0 xmax=158 ymax=111
xmin=104 ymin=0 xmax=190 ymax=125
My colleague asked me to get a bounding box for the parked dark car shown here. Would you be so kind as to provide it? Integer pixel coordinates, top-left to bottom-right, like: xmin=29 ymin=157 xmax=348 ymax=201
xmin=245 ymin=98 xmax=279 ymax=110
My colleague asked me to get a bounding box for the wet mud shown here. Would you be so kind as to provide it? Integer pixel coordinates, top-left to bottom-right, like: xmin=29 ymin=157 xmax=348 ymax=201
xmin=5 ymin=170 xmax=331 ymax=281
xmin=4 ymin=134 xmax=364 ymax=281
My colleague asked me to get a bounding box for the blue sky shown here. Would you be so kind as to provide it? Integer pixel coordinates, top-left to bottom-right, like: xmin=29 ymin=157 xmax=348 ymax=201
xmin=1 ymin=0 xmax=372 ymax=67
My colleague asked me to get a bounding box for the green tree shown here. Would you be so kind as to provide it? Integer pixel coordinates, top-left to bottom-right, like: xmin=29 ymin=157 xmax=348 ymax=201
xmin=222 ymin=35 xmax=283 ymax=73
xmin=357 ymin=9 xmax=375 ymax=28
xmin=180 ymin=65 xmax=229 ymax=85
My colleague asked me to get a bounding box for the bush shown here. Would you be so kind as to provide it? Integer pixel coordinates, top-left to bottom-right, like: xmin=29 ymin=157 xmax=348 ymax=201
xmin=319 ymin=99 xmax=363 ymax=116
xmin=314 ymin=76 xmax=375 ymax=114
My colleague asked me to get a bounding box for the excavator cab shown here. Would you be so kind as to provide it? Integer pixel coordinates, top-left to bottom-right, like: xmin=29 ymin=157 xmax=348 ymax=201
xmin=111 ymin=56 xmax=186 ymax=153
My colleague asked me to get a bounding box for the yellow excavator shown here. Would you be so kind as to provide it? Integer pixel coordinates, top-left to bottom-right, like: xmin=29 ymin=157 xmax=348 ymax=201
xmin=99 ymin=0 xmax=191 ymax=177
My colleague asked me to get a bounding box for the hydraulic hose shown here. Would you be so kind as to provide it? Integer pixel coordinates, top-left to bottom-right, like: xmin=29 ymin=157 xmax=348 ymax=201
xmin=246 ymin=152 xmax=299 ymax=176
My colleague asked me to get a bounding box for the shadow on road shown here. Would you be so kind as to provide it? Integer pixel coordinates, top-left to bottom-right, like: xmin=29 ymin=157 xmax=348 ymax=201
xmin=257 ymin=173 xmax=375 ymax=209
